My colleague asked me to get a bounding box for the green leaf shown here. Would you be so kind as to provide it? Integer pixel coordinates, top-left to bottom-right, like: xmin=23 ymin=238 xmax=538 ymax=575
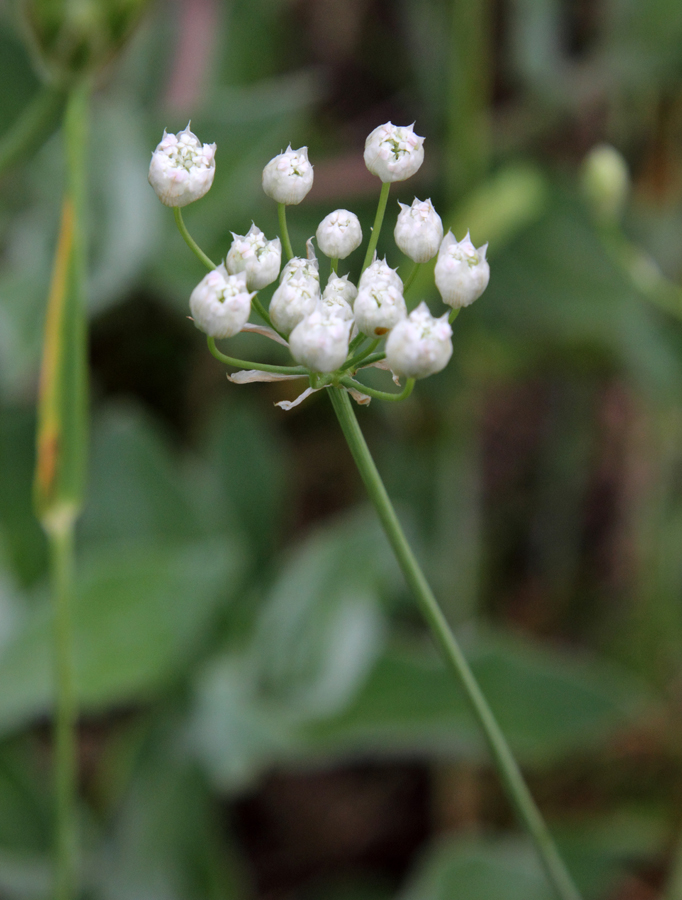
xmin=0 ymin=537 xmax=244 ymax=737
xmin=305 ymin=632 xmax=643 ymax=765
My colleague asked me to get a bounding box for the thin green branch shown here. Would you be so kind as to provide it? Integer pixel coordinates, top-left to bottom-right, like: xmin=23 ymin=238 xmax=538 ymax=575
xmin=341 ymin=339 xmax=381 ymax=372
xmin=0 ymin=84 xmax=66 ymax=177
xmin=207 ymin=336 xmax=307 ymax=375
xmin=174 ymin=207 xmax=217 ymax=270
xmin=449 ymin=307 xmax=461 ymax=325
xmin=361 ymin=181 xmax=391 ymax=273
xmin=330 ymin=257 xmax=338 ymax=274
xmin=328 ymin=386 xmax=582 ymax=900
xmin=278 ymin=203 xmax=294 ymax=260
xmin=402 ymin=262 xmax=421 ymax=294
xmin=338 ymin=375 xmax=414 ymax=402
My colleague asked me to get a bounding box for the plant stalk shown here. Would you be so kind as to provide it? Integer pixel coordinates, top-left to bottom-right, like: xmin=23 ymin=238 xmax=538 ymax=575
xmin=278 ymin=203 xmax=294 ymax=260
xmin=328 ymin=386 xmax=582 ymax=900
xmin=174 ymin=207 xmax=217 ymax=270
xmin=361 ymin=182 xmax=391 ymax=273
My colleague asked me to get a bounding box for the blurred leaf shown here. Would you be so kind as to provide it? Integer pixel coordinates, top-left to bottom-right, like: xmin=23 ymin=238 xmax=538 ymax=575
xmin=399 ymin=816 xmax=665 ymax=900
xmin=0 ymin=740 xmax=51 ymax=853
xmin=305 ymin=632 xmax=644 ymax=765
xmin=0 ymin=537 xmax=244 ymax=736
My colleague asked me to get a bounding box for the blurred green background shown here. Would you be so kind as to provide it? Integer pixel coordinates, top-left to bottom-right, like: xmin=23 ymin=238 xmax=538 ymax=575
xmin=2 ymin=0 xmax=682 ymax=897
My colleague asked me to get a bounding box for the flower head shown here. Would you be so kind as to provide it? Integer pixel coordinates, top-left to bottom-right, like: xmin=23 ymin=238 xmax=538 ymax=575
xmin=316 ymin=209 xmax=362 ymax=259
xmin=353 ymin=282 xmax=407 ymax=337
xmin=262 ymin=145 xmax=314 ymax=205
xmin=434 ymin=231 xmax=490 ymax=309
xmin=269 ymin=274 xmax=320 ymax=335
xmin=364 ymin=122 xmax=425 ymax=183
xmin=323 ymin=271 xmax=358 ymax=306
xmin=148 ymin=125 xmax=216 ymax=207
xmin=359 ymin=256 xmax=403 ymax=294
xmin=189 ymin=267 xmax=254 ymax=338
xmin=226 ymin=224 xmax=281 ymax=290
xmin=289 ymin=308 xmax=353 ymax=372
xmin=279 ymin=254 xmax=320 ymax=292
xmin=385 ymin=302 xmax=452 ymax=379
xmin=394 ymin=198 xmax=443 ymax=263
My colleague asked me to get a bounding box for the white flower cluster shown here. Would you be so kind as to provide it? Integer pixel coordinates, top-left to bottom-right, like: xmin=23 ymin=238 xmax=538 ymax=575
xmin=150 ymin=121 xmax=491 ymax=393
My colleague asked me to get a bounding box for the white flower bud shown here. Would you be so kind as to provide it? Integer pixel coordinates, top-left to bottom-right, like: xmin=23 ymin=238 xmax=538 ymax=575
xmin=190 ymin=267 xmax=254 ymax=338
xmin=279 ymin=255 xmax=320 ymax=292
xmin=262 ymin=145 xmax=314 ymax=205
xmin=148 ymin=125 xmax=216 ymax=207
xmin=364 ymin=122 xmax=425 ymax=183
xmin=385 ymin=302 xmax=453 ymax=379
xmin=435 ymin=231 xmax=490 ymax=309
xmin=359 ymin=256 xmax=403 ymax=293
xmin=394 ymin=198 xmax=443 ymax=263
xmin=319 ymin=293 xmax=354 ymax=321
xmin=289 ymin=309 xmax=352 ymax=373
xmin=226 ymin=224 xmax=282 ymax=290
xmin=315 ymin=209 xmax=362 ymax=259
xmin=269 ymin=273 xmax=320 ymax=335
xmin=353 ymin=282 xmax=407 ymax=337
xmin=323 ymin=271 xmax=358 ymax=306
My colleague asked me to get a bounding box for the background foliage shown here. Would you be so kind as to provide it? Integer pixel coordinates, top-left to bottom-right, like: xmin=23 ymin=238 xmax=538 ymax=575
xmin=1 ymin=0 xmax=682 ymax=897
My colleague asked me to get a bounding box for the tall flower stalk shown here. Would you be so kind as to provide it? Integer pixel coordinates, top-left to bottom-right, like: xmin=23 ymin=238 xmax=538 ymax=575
xmin=150 ymin=121 xmax=582 ymax=900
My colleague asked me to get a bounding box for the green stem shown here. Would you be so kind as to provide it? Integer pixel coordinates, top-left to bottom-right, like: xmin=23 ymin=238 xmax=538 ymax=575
xmin=338 ymin=375 xmax=414 ymax=402
xmin=47 ymin=515 xmax=78 ymax=900
xmin=357 ymin=351 xmax=386 ymax=368
xmin=0 ymin=84 xmax=66 ymax=177
xmin=278 ymin=203 xmax=294 ymax=260
xmin=207 ymin=336 xmax=307 ymax=375
xmin=361 ymin=182 xmax=391 ymax=273
xmin=330 ymin=257 xmax=338 ymax=274
xmin=174 ymin=207 xmax=217 ymax=270
xmin=449 ymin=307 xmax=461 ymax=325
xmin=341 ymin=339 xmax=381 ymax=372
xmin=402 ymin=262 xmax=421 ymax=294
xmin=328 ymin=386 xmax=582 ymax=900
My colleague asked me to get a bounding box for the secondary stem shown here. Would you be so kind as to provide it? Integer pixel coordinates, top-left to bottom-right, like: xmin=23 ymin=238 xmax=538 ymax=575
xmin=207 ymin=336 xmax=307 ymax=376
xmin=339 ymin=375 xmax=414 ymax=402
xmin=361 ymin=182 xmax=391 ymax=273
xmin=48 ymin=517 xmax=78 ymax=900
xmin=278 ymin=203 xmax=294 ymax=260
xmin=328 ymin=386 xmax=582 ymax=900
xmin=174 ymin=207 xmax=216 ymax=270
xmin=402 ymin=262 xmax=421 ymax=294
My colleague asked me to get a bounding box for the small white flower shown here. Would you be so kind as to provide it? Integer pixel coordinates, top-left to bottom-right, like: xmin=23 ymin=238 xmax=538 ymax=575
xmin=435 ymin=231 xmax=490 ymax=309
xmin=353 ymin=282 xmax=407 ymax=337
xmin=226 ymin=224 xmax=282 ymax=290
xmin=190 ymin=267 xmax=254 ymax=338
xmin=269 ymin=273 xmax=320 ymax=335
xmin=289 ymin=309 xmax=353 ymax=373
xmin=315 ymin=209 xmax=362 ymax=259
xmin=279 ymin=255 xmax=320 ymax=291
xmin=359 ymin=256 xmax=403 ymax=293
xmin=394 ymin=198 xmax=443 ymax=263
xmin=364 ymin=122 xmax=425 ymax=183
xmin=385 ymin=302 xmax=452 ymax=379
xmin=262 ymin=145 xmax=314 ymax=205
xmin=319 ymin=293 xmax=354 ymax=321
xmin=323 ymin=271 xmax=358 ymax=306
xmin=148 ymin=125 xmax=216 ymax=207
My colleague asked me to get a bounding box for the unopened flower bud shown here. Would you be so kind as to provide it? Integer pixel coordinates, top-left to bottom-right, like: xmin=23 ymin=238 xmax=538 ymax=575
xmin=226 ymin=224 xmax=281 ymax=290
xmin=148 ymin=125 xmax=216 ymax=207
xmin=262 ymin=145 xmax=314 ymax=205
xmin=394 ymin=198 xmax=443 ymax=263
xmin=316 ymin=209 xmax=362 ymax=259
xmin=435 ymin=231 xmax=489 ymax=309
xmin=319 ymin=293 xmax=354 ymax=321
xmin=364 ymin=122 xmax=425 ymax=183
xmin=269 ymin=275 xmax=320 ymax=335
xmin=359 ymin=256 xmax=403 ymax=293
xmin=280 ymin=255 xmax=320 ymax=292
xmin=581 ymin=144 xmax=630 ymax=224
xmin=353 ymin=282 xmax=407 ymax=337
xmin=385 ymin=302 xmax=452 ymax=379
xmin=289 ymin=309 xmax=353 ymax=373
xmin=190 ymin=267 xmax=254 ymax=338
xmin=323 ymin=272 xmax=358 ymax=306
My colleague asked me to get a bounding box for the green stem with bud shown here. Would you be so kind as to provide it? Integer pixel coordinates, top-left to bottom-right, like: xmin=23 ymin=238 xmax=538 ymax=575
xmin=328 ymin=387 xmax=582 ymax=900
xmin=278 ymin=203 xmax=294 ymax=260
xmin=362 ymin=182 xmax=391 ymax=273
xmin=338 ymin=375 xmax=414 ymax=402
xmin=207 ymin=336 xmax=306 ymax=376
xmin=174 ymin=208 xmax=216 ymax=270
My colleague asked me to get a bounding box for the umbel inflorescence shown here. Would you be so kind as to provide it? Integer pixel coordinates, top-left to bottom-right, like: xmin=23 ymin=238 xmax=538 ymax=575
xmin=148 ymin=121 xmax=490 ymax=407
